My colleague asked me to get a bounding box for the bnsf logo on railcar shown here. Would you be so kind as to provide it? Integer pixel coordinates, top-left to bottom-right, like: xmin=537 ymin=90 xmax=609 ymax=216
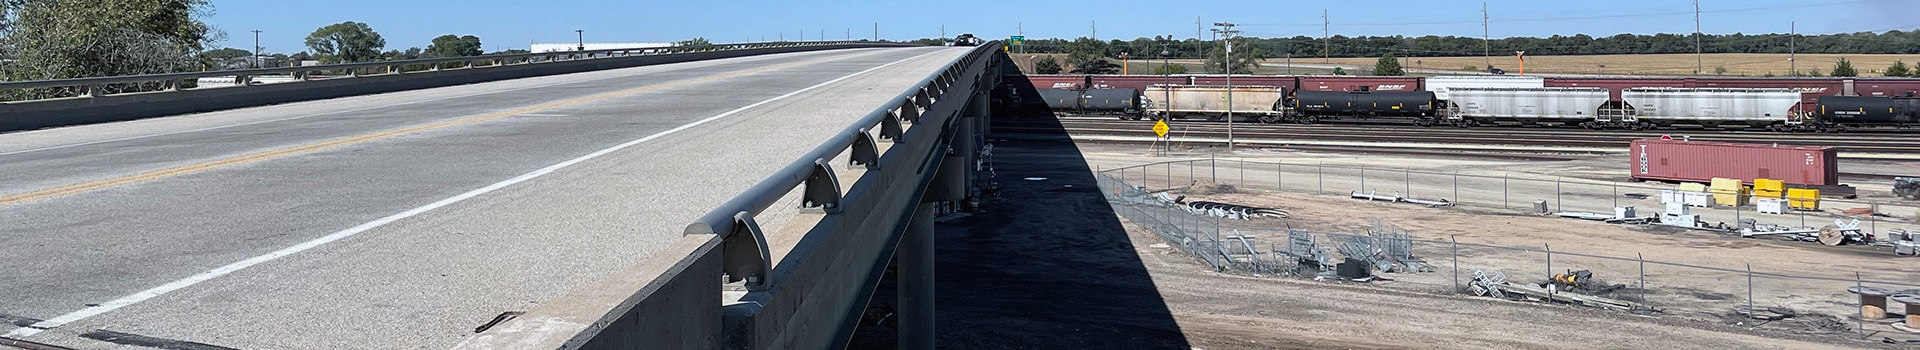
xmin=1376 ymin=84 xmax=1409 ymax=91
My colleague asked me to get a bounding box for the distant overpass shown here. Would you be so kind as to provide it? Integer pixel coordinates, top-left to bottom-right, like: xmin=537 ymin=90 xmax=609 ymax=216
xmin=0 ymin=41 xmax=1009 ymax=349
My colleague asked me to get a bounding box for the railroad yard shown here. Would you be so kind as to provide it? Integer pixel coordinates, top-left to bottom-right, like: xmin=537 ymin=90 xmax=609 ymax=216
xmin=997 ymin=70 xmax=1920 ymax=346
xmin=1055 ymin=140 xmax=1920 ymax=348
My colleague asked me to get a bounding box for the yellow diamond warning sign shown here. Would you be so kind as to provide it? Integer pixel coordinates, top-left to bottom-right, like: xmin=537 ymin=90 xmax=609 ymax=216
xmin=1153 ymin=120 xmax=1169 ymax=137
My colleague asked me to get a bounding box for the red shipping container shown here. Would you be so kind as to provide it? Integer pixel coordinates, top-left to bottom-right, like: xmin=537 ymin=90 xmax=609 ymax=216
xmin=1628 ymin=138 xmax=1838 ymax=186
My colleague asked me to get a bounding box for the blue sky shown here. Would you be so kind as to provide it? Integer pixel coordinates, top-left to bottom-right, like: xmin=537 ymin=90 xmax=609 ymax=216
xmin=208 ymin=0 xmax=1915 ymax=54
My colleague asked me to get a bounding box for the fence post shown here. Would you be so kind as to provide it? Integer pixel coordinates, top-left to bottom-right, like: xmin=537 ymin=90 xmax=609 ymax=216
xmin=1503 ymin=173 xmax=1510 ymax=209
xmin=1453 ymin=172 xmax=1460 ymax=204
xmin=1638 ymin=253 xmax=1646 ymax=309
xmin=1545 ymin=243 xmax=1554 ymax=301
xmin=1405 ymin=167 xmax=1412 ymax=198
xmin=1188 ymin=160 xmax=1194 ymax=185
xmin=1856 ymin=272 xmax=1864 ymax=336
xmin=1612 ymin=182 xmax=1619 ymax=209
xmin=1239 ymin=159 xmax=1245 ymax=187
xmin=1210 ymin=155 xmax=1217 ymax=183
xmin=1555 ymin=177 xmax=1563 ymax=212
xmin=1746 ymin=263 xmax=1754 ymax=315
xmin=1277 ymin=161 xmax=1284 ymax=192
xmin=1451 ymin=235 xmax=1460 ymax=293
xmin=1318 ymin=163 xmax=1325 ymax=195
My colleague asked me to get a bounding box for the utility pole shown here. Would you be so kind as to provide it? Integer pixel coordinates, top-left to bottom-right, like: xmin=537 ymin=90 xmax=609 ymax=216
xmin=874 ymin=23 xmax=879 ymax=41
xmin=847 ymin=28 xmax=851 ymax=41
xmin=1790 ymin=21 xmax=1797 ymax=76
xmin=1694 ymin=0 xmax=1702 ymax=75
xmin=1019 ymin=22 xmax=1024 ymax=53
xmin=1214 ymin=22 xmax=1239 ymax=152
xmin=575 ymin=30 xmax=585 ymax=51
xmin=251 ymin=30 xmax=262 ymax=69
xmin=1323 ymin=9 xmax=1331 ymax=63
xmin=941 ymin=24 xmax=945 ymax=40
xmin=1483 ymin=2 xmax=1491 ymax=70
xmin=1196 ymin=16 xmax=1203 ymax=59
xmin=1091 ymin=20 xmax=1097 ymax=41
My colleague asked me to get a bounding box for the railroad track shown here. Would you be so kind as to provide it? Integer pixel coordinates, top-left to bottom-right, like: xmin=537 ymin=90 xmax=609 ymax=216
xmin=998 ymin=116 xmax=1920 ymax=155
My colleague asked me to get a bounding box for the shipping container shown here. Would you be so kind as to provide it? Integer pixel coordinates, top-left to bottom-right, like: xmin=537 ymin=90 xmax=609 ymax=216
xmin=1425 ymin=76 xmax=1545 ymax=100
xmin=1445 ymin=87 xmax=1609 ymax=122
xmin=1299 ymin=76 xmax=1422 ymax=92
xmin=1143 ymin=85 xmax=1286 ymax=121
xmin=1622 ymin=88 xmax=1801 ymax=126
xmin=1628 ymin=138 xmax=1838 ymax=187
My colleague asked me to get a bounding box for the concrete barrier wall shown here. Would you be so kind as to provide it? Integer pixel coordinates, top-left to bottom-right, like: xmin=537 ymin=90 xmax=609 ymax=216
xmin=0 ymin=44 xmax=902 ymax=132
xmin=453 ymin=236 xmax=723 ymax=349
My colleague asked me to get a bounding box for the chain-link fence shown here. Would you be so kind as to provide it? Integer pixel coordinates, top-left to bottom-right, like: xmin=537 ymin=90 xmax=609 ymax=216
xmin=1096 ymin=157 xmax=1920 ymax=339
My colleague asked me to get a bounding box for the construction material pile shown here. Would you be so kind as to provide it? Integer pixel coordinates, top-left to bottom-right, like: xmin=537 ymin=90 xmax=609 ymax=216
xmin=1468 ymin=269 xmax=1655 ymax=312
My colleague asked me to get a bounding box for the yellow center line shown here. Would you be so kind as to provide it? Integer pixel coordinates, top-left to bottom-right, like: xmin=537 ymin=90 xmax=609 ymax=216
xmin=0 ymin=54 xmax=853 ymax=206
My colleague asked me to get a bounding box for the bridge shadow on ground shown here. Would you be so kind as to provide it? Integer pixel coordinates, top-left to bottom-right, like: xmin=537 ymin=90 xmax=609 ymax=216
xmin=849 ymin=71 xmax=1190 ymax=349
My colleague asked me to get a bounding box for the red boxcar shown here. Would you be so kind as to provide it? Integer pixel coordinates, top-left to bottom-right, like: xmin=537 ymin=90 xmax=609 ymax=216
xmin=1189 ymin=75 xmax=1298 ymax=88
xmin=1298 ymin=76 xmax=1421 ymax=92
xmin=1852 ymin=78 xmax=1920 ymax=97
xmin=1022 ymin=75 xmax=1089 ymax=89
xmin=1628 ymin=138 xmax=1838 ymax=186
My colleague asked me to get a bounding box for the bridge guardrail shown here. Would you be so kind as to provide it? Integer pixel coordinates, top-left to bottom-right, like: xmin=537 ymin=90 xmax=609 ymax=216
xmin=453 ymin=42 xmax=1006 ymax=349
xmin=0 ymin=41 xmax=882 ymax=100
xmin=0 ymin=41 xmax=912 ymax=132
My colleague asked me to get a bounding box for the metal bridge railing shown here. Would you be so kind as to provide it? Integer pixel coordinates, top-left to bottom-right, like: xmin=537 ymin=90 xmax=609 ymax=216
xmin=453 ymin=42 xmax=1006 ymax=350
xmin=0 ymin=41 xmax=887 ymax=102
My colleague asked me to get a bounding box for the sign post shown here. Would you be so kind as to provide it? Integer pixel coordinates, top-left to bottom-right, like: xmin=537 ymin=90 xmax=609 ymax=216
xmin=1153 ymin=120 xmax=1170 ymax=156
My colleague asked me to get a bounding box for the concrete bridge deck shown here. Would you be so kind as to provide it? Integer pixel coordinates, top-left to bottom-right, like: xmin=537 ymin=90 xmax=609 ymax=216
xmin=0 ymin=46 xmax=968 ymax=349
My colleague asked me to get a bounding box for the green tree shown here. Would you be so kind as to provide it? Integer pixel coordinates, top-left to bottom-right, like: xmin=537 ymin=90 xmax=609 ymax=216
xmin=305 ymin=21 xmax=385 ymax=63
xmin=1202 ymin=37 xmax=1263 ymax=74
xmin=1034 ymin=56 xmax=1062 ymax=74
xmin=1713 ymin=66 xmax=1728 ymax=75
xmin=1332 ymin=67 xmax=1347 ymax=75
xmin=201 ymin=47 xmax=252 ymax=61
xmin=1064 ymin=37 xmax=1116 ymax=74
xmin=1372 ymin=53 xmax=1405 ymax=76
xmin=1830 ymin=58 xmax=1858 ymax=77
xmin=2 ymin=0 xmax=219 ymax=86
xmin=1763 ymin=72 xmax=1776 ymax=77
xmin=1153 ymin=63 xmax=1188 ymax=75
xmin=424 ymin=34 xmax=481 ymax=57
xmin=1886 ymin=60 xmax=1910 ymax=77
xmin=677 ymin=37 xmax=712 ymax=47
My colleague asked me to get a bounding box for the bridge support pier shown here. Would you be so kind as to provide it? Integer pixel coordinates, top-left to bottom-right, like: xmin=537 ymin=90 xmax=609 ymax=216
xmin=897 ymin=202 xmax=937 ymax=350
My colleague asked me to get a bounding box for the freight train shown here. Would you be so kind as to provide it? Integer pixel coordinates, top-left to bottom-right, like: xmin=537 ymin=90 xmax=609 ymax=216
xmin=1022 ymin=74 xmax=1920 ymax=131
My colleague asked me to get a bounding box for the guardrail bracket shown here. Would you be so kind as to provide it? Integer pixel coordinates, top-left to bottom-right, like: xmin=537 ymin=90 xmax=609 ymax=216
xmin=722 ymin=212 xmax=773 ymax=291
xmin=851 ymin=130 xmax=881 ymax=170
xmin=802 ymin=159 xmax=845 ymax=214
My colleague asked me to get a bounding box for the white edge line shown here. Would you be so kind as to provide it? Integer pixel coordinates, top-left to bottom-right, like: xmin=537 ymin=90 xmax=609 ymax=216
xmin=3 ymin=47 xmax=950 ymax=338
xmin=0 ymin=48 xmax=884 ymax=157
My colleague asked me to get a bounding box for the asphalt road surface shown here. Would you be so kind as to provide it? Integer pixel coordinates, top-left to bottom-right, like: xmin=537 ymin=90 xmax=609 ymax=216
xmin=0 ymin=46 xmax=968 ymax=349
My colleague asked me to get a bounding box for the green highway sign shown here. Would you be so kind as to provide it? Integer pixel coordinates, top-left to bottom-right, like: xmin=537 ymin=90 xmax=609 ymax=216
xmin=1010 ymin=36 xmax=1025 ymax=45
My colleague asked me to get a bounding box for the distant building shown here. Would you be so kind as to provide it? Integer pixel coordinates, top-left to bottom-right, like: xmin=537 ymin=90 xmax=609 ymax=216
xmin=529 ymin=42 xmax=673 ymax=53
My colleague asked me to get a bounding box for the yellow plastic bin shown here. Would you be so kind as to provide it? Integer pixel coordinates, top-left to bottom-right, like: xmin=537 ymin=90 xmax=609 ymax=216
xmin=1786 ymin=188 xmax=1821 ymax=210
xmin=1753 ymin=179 xmax=1785 ymax=199
xmin=1709 ymin=178 xmax=1749 ymax=206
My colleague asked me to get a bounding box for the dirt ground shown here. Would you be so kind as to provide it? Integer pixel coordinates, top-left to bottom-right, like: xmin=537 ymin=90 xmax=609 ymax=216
xmin=849 ymin=126 xmax=1919 ymax=348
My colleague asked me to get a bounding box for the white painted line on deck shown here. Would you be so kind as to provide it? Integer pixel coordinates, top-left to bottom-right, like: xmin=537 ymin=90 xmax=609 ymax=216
xmin=3 ymin=48 xmax=950 ymax=338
